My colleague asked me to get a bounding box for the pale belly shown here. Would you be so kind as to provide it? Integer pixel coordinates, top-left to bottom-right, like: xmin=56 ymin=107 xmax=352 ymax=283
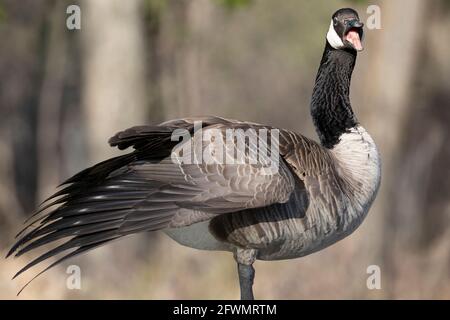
xmin=164 ymin=220 xmax=233 ymax=251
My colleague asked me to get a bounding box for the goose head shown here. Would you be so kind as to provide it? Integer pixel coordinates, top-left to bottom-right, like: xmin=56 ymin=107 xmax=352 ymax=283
xmin=326 ymin=8 xmax=364 ymax=52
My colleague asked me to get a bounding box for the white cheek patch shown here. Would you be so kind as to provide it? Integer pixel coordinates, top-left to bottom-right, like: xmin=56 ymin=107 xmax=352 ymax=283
xmin=326 ymin=20 xmax=344 ymax=49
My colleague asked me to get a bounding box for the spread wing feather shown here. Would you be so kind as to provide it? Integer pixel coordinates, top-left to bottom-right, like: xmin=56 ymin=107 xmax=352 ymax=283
xmin=9 ymin=116 xmax=300 ymax=285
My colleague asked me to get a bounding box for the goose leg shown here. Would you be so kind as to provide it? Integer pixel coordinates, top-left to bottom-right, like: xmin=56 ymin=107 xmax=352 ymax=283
xmin=234 ymin=248 xmax=257 ymax=300
xmin=237 ymin=263 xmax=255 ymax=300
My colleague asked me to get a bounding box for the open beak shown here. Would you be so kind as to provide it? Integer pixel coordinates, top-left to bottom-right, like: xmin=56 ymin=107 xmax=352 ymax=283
xmin=344 ymin=20 xmax=364 ymax=51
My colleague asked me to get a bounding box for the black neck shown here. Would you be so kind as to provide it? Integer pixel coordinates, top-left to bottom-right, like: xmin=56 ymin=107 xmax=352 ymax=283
xmin=310 ymin=41 xmax=358 ymax=148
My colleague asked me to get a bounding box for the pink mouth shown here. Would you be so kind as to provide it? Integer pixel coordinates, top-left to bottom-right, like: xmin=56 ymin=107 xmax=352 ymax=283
xmin=345 ymin=29 xmax=363 ymax=51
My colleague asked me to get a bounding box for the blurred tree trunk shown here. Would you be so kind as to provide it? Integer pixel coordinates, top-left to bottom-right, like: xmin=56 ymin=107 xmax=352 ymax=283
xmin=358 ymin=0 xmax=426 ymax=297
xmin=0 ymin=128 xmax=22 ymax=244
xmin=391 ymin=0 xmax=450 ymax=249
xmin=0 ymin=1 xmax=49 ymax=240
xmin=81 ymin=0 xmax=148 ymax=162
xmin=388 ymin=0 xmax=450 ymax=297
xmin=36 ymin=1 xmax=68 ymax=200
xmin=78 ymin=0 xmax=154 ymax=274
xmin=143 ymin=1 xmax=165 ymax=124
xmin=160 ymin=0 xmax=214 ymax=118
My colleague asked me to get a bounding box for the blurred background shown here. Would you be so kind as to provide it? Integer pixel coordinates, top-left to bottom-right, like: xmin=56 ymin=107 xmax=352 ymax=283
xmin=0 ymin=0 xmax=449 ymax=299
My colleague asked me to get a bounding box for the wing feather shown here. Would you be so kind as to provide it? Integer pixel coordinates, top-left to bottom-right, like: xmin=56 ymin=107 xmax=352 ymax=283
xmin=9 ymin=116 xmax=310 ymax=289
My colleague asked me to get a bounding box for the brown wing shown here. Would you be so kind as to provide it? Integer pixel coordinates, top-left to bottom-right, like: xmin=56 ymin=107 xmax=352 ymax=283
xmin=8 ymin=116 xmax=298 ymax=281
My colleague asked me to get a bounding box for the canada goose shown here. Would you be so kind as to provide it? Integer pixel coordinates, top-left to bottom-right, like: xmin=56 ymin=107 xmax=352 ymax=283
xmin=8 ymin=8 xmax=380 ymax=299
